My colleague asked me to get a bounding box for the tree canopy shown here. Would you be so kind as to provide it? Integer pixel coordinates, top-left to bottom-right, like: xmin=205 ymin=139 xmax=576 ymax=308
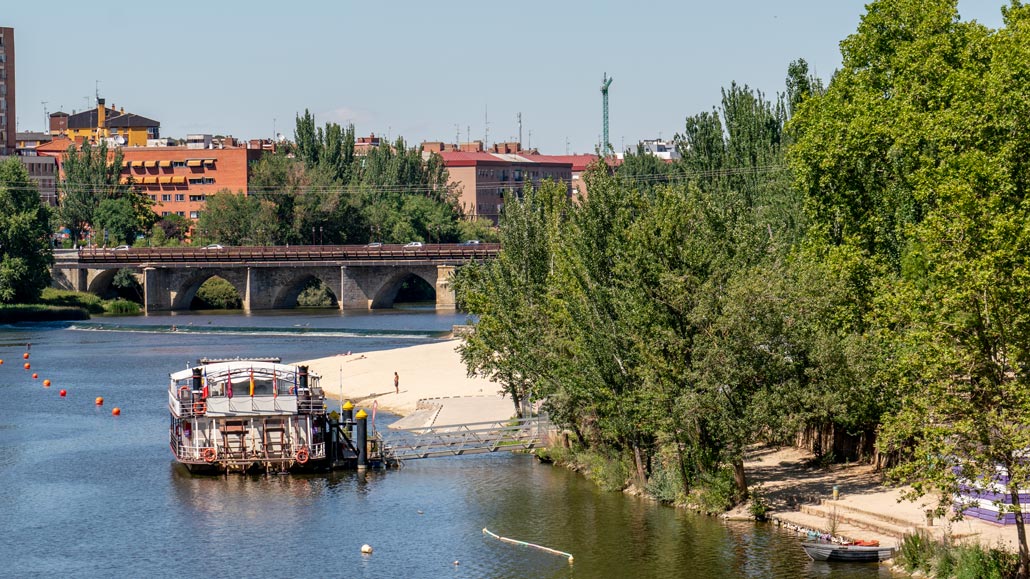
xmin=0 ymin=158 xmax=53 ymax=303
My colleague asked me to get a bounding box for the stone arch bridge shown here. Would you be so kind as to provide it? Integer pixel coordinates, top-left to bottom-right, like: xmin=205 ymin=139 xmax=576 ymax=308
xmin=52 ymin=244 xmax=499 ymax=313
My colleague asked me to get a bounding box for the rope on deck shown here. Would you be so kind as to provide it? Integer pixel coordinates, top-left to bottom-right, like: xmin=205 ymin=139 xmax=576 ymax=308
xmin=482 ymin=528 xmax=574 ymax=564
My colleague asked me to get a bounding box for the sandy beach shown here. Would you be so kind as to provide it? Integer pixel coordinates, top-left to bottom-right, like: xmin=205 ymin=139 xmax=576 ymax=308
xmin=297 ymin=339 xmax=508 ymax=417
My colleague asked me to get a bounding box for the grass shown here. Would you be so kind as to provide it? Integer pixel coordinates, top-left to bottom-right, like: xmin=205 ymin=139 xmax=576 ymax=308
xmin=0 ymin=304 xmax=90 ymax=323
xmin=895 ymin=531 xmax=1017 ymax=578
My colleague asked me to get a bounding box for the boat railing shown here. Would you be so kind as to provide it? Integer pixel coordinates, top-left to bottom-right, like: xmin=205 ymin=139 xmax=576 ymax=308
xmin=297 ymin=398 xmax=326 ymax=415
xmin=172 ymin=441 xmax=326 ymax=463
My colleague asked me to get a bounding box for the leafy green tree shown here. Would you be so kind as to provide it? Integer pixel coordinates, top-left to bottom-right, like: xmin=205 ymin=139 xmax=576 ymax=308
xmin=58 ymin=141 xmax=152 ymax=246
xmin=196 ymin=190 xmax=263 ymax=245
xmin=94 ymin=198 xmax=138 ymax=246
xmin=0 ymin=158 xmax=53 ymax=303
xmin=151 ymin=214 xmax=190 ymax=245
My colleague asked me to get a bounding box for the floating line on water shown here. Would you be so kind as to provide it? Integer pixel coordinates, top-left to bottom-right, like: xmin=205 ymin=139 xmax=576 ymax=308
xmin=482 ymin=528 xmax=574 ymax=564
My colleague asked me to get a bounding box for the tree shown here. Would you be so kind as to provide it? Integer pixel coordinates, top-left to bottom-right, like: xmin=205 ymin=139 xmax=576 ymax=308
xmin=195 ymin=190 xmax=265 ymax=246
xmin=58 ymin=141 xmax=152 ymax=246
xmin=791 ymin=0 xmax=1030 ymax=572
xmin=0 ymin=158 xmax=52 ymax=303
xmin=94 ymin=198 xmax=138 ymax=246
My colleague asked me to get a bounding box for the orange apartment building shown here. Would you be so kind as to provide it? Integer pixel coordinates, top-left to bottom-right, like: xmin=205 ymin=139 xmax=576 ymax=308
xmin=119 ymin=147 xmax=264 ymax=219
xmin=38 ymin=138 xmax=263 ymax=220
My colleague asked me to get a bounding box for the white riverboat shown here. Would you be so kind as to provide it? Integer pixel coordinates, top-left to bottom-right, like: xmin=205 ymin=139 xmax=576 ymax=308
xmin=168 ymin=358 xmax=329 ymax=473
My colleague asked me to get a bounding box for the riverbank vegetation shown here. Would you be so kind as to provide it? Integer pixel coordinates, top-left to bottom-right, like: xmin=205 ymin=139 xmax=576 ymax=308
xmin=454 ymin=1 xmax=1030 ymax=574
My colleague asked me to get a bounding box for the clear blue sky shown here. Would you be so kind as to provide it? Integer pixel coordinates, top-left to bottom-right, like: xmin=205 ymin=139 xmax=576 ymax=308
xmin=6 ymin=1 xmax=1005 ymax=155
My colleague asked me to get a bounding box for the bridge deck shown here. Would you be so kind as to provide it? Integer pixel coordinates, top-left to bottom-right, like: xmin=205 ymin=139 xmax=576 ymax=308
xmin=383 ymin=416 xmax=552 ymax=461
xmin=68 ymin=243 xmax=499 ymax=265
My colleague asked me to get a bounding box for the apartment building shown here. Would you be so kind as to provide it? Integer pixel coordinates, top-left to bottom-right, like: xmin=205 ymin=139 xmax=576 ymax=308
xmin=430 ymin=149 xmax=573 ymax=223
xmin=53 ymin=98 xmax=160 ymax=147
xmin=38 ymin=138 xmax=264 ymax=220
xmin=0 ymin=27 xmax=14 ymax=156
xmin=119 ymin=146 xmax=263 ymax=220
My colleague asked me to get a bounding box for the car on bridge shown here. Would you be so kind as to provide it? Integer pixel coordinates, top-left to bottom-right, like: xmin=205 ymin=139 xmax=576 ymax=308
xmin=113 ymin=245 xmax=131 ymax=250
xmin=365 ymin=242 xmax=383 ymax=248
xmin=203 ymin=244 xmax=225 ymax=249
xmin=459 ymin=240 xmax=481 ymax=246
xmin=403 ymin=241 xmax=423 ymax=248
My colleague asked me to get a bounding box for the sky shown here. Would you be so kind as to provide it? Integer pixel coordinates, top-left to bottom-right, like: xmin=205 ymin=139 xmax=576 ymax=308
xmin=5 ymin=0 xmax=1007 ymax=155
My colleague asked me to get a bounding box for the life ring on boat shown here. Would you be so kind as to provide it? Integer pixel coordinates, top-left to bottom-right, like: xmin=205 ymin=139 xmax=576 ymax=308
xmin=178 ymin=385 xmax=190 ymax=399
xmin=193 ymin=401 xmax=206 ymax=415
xmin=295 ymin=447 xmax=309 ymax=464
xmin=202 ymin=447 xmax=216 ymax=463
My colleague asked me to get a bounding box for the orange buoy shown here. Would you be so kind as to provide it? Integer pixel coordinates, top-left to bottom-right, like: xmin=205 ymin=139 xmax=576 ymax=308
xmin=23 ymin=362 xmax=30 ymax=370
xmin=95 ymin=397 xmax=104 ymax=406
xmin=112 ymin=407 xmax=121 ymax=416
xmin=59 ymin=389 xmax=67 ymax=397
xmin=43 ymin=379 xmax=51 ymax=388
xmin=0 ymin=359 xmax=4 ymax=364
xmin=31 ymin=373 xmax=38 ymax=379
xmin=23 ymin=352 xmax=29 ymax=359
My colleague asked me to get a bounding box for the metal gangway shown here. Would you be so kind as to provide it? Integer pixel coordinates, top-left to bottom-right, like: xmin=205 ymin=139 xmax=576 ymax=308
xmin=382 ymin=415 xmax=553 ymax=461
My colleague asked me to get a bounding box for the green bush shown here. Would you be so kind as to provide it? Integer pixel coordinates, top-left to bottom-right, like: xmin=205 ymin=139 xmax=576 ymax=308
xmin=39 ymin=288 xmax=104 ymax=313
xmin=953 ymin=542 xmax=1014 ymax=579
xmin=104 ymin=299 xmax=141 ymax=315
xmin=297 ymin=279 xmax=335 ymax=308
xmin=0 ymin=304 xmax=89 ymax=322
xmin=692 ymin=468 xmax=736 ymax=513
xmin=579 ymin=449 xmax=631 ymax=492
xmin=192 ymin=277 xmax=241 ymax=309
xmin=645 ymin=457 xmax=684 ymax=503
xmin=897 ymin=532 xmax=936 ymax=573
xmin=748 ymin=483 xmax=769 ymax=521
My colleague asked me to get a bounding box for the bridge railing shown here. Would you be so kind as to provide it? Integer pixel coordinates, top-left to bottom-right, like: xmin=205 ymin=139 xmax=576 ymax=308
xmin=383 ymin=415 xmax=553 ymax=460
xmin=73 ymin=243 xmax=500 ymax=264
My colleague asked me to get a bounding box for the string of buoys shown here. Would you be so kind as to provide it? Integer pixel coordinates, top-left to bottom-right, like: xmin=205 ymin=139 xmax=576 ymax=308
xmin=482 ymin=528 xmax=574 ymax=564
xmin=8 ymin=343 xmax=122 ymax=416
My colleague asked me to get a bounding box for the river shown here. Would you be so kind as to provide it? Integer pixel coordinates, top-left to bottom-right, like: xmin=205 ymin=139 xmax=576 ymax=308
xmin=0 ymin=310 xmax=892 ymax=578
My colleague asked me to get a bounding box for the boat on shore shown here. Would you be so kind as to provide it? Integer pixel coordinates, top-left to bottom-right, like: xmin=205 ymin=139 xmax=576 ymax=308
xmin=168 ymin=358 xmax=389 ymax=473
xmin=801 ymin=541 xmax=895 ymax=563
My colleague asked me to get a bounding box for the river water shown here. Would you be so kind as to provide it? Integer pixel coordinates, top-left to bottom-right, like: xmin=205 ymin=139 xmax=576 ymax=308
xmin=0 ymin=310 xmax=892 ymax=578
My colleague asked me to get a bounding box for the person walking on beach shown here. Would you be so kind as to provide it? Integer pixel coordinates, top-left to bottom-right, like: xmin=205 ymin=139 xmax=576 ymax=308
xmin=394 ymin=371 xmax=399 ymax=394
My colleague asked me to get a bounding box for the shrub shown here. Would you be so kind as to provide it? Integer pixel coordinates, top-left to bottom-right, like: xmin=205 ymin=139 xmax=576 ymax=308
xmin=748 ymin=483 xmax=769 ymax=521
xmin=193 ymin=277 xmax=241 ymax=309
xmin=579 ymin=449 xmax=631 ymax=492
xmin=0 ymin=304 xmax=89 ymax=322
xmin=692 ymin=468 xmax=736 ymax=513
xmin=104 ymin=299 xmax=141 ymax=315
xmin=39 ymin=288 xmax=104 ymax=313
xmin=646 ymin=457 xmax=684 ymax=503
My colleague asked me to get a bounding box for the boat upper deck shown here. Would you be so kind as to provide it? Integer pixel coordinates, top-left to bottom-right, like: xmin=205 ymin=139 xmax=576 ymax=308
xmin=169 ymin=361 xmax=324 ymax=418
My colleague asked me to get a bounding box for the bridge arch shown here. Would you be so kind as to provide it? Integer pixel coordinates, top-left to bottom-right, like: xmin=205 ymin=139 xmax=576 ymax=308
xmin=369 ymin=269 xmax=436 ymax=309
xmin=86 ymin=267 xmax=144 ymax=300
xmin=273 ymin=272 xmax=340 ymax=309
xmin=170 ymin=269 xmax=248 ymax=311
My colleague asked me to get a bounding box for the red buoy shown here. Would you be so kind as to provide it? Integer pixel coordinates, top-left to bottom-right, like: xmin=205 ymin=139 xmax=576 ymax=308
xmin=59 ymin=389 xmax=67 ymax=397
xmin=95 ymin=397 xmax=104 ymax=406
xmin=31 ymin=373 xmax=38 ymax=379
xmin=112 ymin=407 xmax=121 ymax=416
xmin=43 ymin=379 xmax=51 ymax=387
xmin=0 ymin=359 xmax=4 ymax=365
xmin=23 ymin=363 xmax=30 ymax=370
xmin=23 ymin=352 xmax=29 ymax=360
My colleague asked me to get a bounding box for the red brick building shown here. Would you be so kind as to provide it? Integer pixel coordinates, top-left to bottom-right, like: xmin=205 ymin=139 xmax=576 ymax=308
xmin=0 ymin=27 xmax=14 ymax=156
xmin=119 ymin=147 xmax=264 ymax=219
xmin=38 ymin=138 xmax=264 ymax=220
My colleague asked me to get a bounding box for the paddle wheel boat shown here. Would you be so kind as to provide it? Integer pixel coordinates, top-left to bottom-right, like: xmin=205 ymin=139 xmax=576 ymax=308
xmin=168 ymin=358 xmax=329 ymax=473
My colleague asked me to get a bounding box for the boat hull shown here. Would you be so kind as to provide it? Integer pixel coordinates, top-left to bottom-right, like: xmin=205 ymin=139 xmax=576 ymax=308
xmin=801 ymin=542 xmax=894 ymax=562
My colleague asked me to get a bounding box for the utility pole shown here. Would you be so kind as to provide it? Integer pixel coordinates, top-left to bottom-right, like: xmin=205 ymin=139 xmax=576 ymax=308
xmin=517 ymin=112 xmax=522 ymax=147
xmin=601 ymin=73 xmax=613 ymax=156
xmin=484 ymin=105 xmax=489 ymax=148
xmin=41 ymin=101 xmax=48 ymax=131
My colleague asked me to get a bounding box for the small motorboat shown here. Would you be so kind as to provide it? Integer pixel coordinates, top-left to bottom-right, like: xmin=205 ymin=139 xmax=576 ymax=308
xmin=801 ymin=541 xmax=895 ymax=562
